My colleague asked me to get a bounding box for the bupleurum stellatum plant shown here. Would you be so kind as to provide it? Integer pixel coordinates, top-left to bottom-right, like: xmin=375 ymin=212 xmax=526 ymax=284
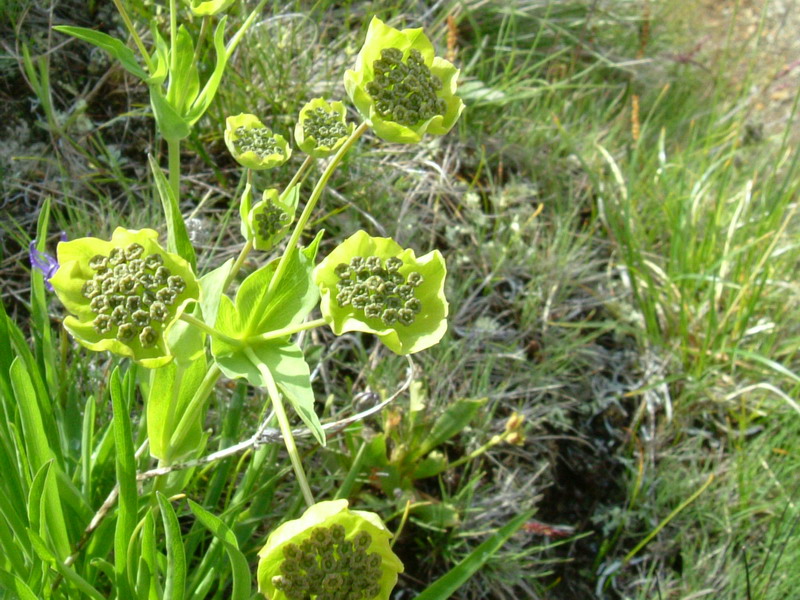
xmin=9 ymin=7 xmax=532 ymax=598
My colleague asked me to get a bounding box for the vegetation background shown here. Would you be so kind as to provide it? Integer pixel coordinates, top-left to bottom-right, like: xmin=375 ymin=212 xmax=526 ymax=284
xmin=1 ymin=0 xmax=799 ymax=598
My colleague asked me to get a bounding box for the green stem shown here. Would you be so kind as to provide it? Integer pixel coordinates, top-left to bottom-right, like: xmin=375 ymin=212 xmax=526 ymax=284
xmin=192 ymin=16 xmax=209 ymax=65
xmin=247 ymin=347 xmax=315 ymax=507
xmin=179 ymin=313 xmax=243 ymax=347
xmin=111 ymin=0 xmax=155 ymax=72
xmin=167 ymin=138 xmax=181 ymax=207
xmin=225 ymin=0 xmax=271 ymax=59
xmin=169 ymin=0 xmax=178 ymax=75
xmin=447 ymin=436 xmax=504 ymax=471
xmin=264 ymin=122 xmax=369 ymax=301
xmin=169 ymin=364 xmax=221 ymax=455
xmin=225 ymin=239 xmax=253 ymax=289
xmin=247 ymin=318 xmax=327 ymax=344
xmin=287 ymin=154 xmax=315 ymax=191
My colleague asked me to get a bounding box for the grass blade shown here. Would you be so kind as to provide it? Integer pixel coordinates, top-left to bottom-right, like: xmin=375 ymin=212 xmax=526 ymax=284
xmin=414 ymin=509 xmax=535 ymax=600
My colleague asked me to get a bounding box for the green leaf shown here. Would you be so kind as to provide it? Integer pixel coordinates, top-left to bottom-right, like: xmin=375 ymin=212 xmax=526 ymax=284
xmin=412 ymin=450 xmax=448 ymax=479
xmin=111 ymin=367 xmax=137 ymax=598
xmin=166 ymin=26 xmax=200 ymax=115
xmin=147 ymin=23 xmax=169 ymax=85
xmin=28 ymin=528 xmax=105 ymax=600
xmin=157 ymin=493 xmax=186 ymax=600
xmin=238 ymin=182 xmax=255 ymax=241
xmin=137 ymin=509 xmax=159 ymax=600
xmin=410 ymin=397 xmax=486 ymax=461
xmin=10 ymin=357 xmax=55 ymax=474
xmin=414 ymin=510 xmax=535 ymax=600
xmin=187 ymin=500 xmax=251 ymax=600
xmin=239 ymin=230 xmax=323 ymax=336
xmin=149 ymin=86 xmax=191 ymax=142
xmin=199 ymin=259 xmax=233 ymax=328
xmin=147 ymin=358 xmax=208 ymax=462
xmin=0 ymin=571 xmax=39 ymax=600
xmin=148 ymin=153 xmax=196 ymax=269
xmin=412 ymin=502 xmax=460 ymax=529
xmin=54 ymin=26 xmax=148 ymax=80
xmin=185 ymin=17 xmax=228 ymax=126
xmin=214 ymin=341 xmax=325 ymax=446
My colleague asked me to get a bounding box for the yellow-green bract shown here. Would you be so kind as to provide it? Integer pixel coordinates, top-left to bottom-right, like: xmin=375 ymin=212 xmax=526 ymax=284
xmin=186 ymin=0 xmax=235 ymax=16
xmin=224 ymin=113 xmax=292 ymax=170
xmin=49 ymin=227 xmax=200 ymax=368
xmin=344 ymin=16 xmax=464 ymax=144
xmin=257 ymin=500 xmax=403 ymax=600
xmin=313 ymin=230 xmax=448 ymax=355
xmin=294 ymin=98 xmax=354 ymax=158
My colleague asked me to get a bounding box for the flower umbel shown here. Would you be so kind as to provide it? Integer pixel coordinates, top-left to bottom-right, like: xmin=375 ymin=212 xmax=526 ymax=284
xmin=295 ymin=98 xmax=354 ymax=159
xmin=248 ymin=188 xmax=298 ymax=251
xmin=49 ymin=228 xmax=200 ymax=368
xmin=186 ymin=0 xmax=235 ymax=16
xmin=257 ymin=500 xmax=403 ymax=600
xmin=225 ymin=114 xmax=291 ymax=170
xmin=314 ymin=230 xmax=448 ymax=355
xmin=344 ymin=17 xmax=464 ymax=144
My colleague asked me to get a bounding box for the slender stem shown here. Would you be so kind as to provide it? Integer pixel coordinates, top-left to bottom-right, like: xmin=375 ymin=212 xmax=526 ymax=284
xmin=247 ymin=318 xmax=327 ymax=343
xmin=248 ymin=347 xmax=314 ymax=507
xmin=169 ymin=364 xmax=222 ymax=453
xmin=224 ymin=170 xmax=255 ymax=288
xmin=287 ymin=154 xmax=315 ymax=191
xmin=169 ymin=0 xmax=178 ymax=75
xmin=111 ymin=0 xmax=155 ymax=72
xmin=179 ymin=313 xmax=242 ymax=347
xmin=225 ymin=0 xmax=271 ymax=58
xmin=259 ymin=122 xmax=368 ymax=313
xmin=225 ymin=239 xmax=253 ymax=288
xmin=167 ymin=138 xmax=181 ymax=206
xmin=192 ymin=16 xmax=209 ymax=65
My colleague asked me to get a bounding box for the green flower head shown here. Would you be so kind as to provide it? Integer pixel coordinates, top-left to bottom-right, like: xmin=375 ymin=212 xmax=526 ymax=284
xmin=49 ymin=228 xmax=200 ymax=368
xmin=248 ymin=188 xmax=298 ymax=251
xmin=344 ymin=16 xmax=464 ymax=144
xmin=295 ymin=98 xmax=354 ymax=159
xmin=257 ymin=500 xmax=403 ymax=600
xmin=313 ymin=230 xmax=448 ymax=355
xmin=186 ymin=0 xmax=235 ymax=16
xmin=225 ymin=114 xmax=291 ymax=170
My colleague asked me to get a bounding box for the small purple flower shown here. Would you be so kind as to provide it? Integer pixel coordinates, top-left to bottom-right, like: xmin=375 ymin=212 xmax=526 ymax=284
xmin=29 ymin=233 xmax=65 ymax=291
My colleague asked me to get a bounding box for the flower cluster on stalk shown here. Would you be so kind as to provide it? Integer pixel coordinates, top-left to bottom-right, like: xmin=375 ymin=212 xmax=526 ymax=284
xmin=258 ymin=500 xmax=403 ymax=600
xmin=49 ymin=228 xmax=199 ymax=367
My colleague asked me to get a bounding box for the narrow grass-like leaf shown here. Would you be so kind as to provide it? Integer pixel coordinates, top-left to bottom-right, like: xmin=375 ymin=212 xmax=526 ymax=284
xmin=187 ymin=500 xmax=251 ymax=600
xmin=411 ymin=398 xmax=486 ymax=461
xmin=111 ymin=367 xmax=137 ymax=598
xmin=157 ymin=493 xmax=186 ymax=600
xmin=414 ymin=509 xmax=534 ymax=600
xmin=28 ymin=528 xmax=104 ymax=600
xmin=149 ymin=154 xmax=196 ymax=269
xmin=0 ymin=571 xmax=39 ymax=600
xmin=9 ymin=358 xmax=55 ymax=474
xmin=53 ymin=26 xmax=148 ymax=80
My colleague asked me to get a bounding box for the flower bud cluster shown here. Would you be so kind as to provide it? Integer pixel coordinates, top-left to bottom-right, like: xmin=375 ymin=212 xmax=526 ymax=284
xmin=272 ymin=525 xmax=383 ymax=600
xmin=80 ymin=243 xmax=186 ymax=347
xmin=254 ymin=202 xmax=291 ymax=241
xmin=233 ymin=126 xmax=280 ymax=160
xmin=303 ymin=107 xmax=349 ymax=150
xmin=365 ymin=48 xmax=446 ymax=127
xmin=334 ymin=255 xmax=423 ymax=327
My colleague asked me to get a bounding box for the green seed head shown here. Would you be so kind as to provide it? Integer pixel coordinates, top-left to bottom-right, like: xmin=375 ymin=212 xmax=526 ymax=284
xmin=333 ymin=254 xmax=424 ymax=327
xmin=233 ymin=126 xmax=279 ymax=159
xmin=272 ymin=526 xmax=383 ymax=600
xmin=79 ymin=245 xmax=189 ymax=348
xmin=303 ymin=106 xmax=348 ymax=149
xmin=365 ymin=48 xmax=445 ymax=127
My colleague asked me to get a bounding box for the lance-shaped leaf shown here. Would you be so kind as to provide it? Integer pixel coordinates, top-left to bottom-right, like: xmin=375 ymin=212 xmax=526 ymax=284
xmin=53 ymin=26 xmax=148 ymax=81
